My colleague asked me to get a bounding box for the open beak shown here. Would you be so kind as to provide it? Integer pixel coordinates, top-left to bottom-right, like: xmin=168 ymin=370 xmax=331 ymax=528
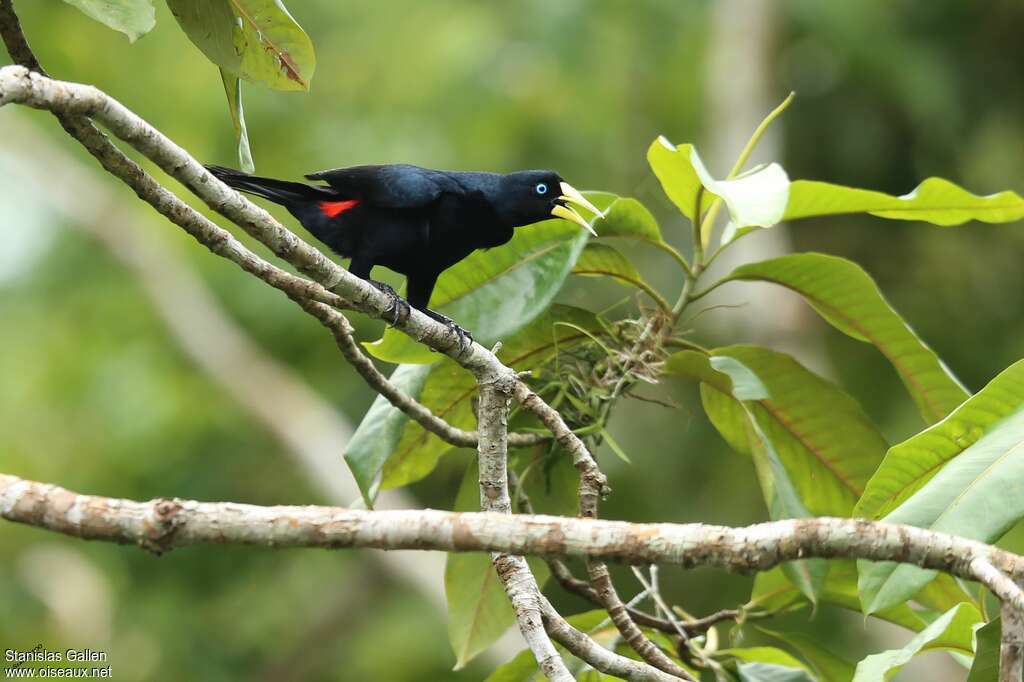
xmin=552 ymin=182 xmax=603 ymax=236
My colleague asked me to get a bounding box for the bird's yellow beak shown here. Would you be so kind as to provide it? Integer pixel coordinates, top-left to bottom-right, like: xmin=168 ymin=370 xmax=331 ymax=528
xmin=552 ymin=182 xmax=603 ymax=236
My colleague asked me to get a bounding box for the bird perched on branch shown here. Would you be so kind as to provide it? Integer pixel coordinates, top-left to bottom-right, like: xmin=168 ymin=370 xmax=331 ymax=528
xmin=206 ymin=163 xmax=602 ymax=346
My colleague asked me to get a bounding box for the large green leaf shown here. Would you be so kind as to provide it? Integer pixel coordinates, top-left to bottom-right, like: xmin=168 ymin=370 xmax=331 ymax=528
xmin=749 ymin=563 xmax=929 ymax=633
xmin=784 ymin=178 xmax=1024 ymax=226
xmin=727 ymin=254 xmax=969 ymax=424
xmin=856 ymin=360 xmax=1024 ymax=614
xmin=750 ymin=562 xmax=975 ymax=634
xmin=757 ymin=628 xmax=856 ymax=682
xmin=647 ymin=138 xmax=789 ymax=228
xmin=379 ymin=306 xmax=599 ymax=491
xmin=966 ymin=617 xmax=1000 ymax=682
xmin=342 ymin=364 xmax=431 ymax=506
xmin=667 ymin=346 xmax=888 ymax=517
xmin=446 ymin=461 xmax=549 ymax=669
xmin=61 ymin=0 xmax=155 ymax=41
xmin=852 ymin=603 xmax=983 ymax=682
xmin=167 ymin=0 xmax=316 ymax=91
xmin=365 ymin=220 xmax=591 ymax=364
xmin=669 ymin=346 xmax=888 ymax=601
xmin=572 ymin=243 xmax=667 ymax=309
xmin=219 ymin=69 xmax=255 ymax=173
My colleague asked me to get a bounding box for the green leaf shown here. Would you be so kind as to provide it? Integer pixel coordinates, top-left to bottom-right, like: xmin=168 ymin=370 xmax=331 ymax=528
xmin=667 ymin=346 xmax=888 ymax=517
xmin=587 ymin=193 xmax=663 ymax=243
xmin=749 ymin=563 xmax=929 ymax=633
xmin=648 ymin=138 xmax=790 ymax=228
xmin=219 ymin=69 xmax=255 ymax=173
xmin=342 ymin=364 xmax=431 ymax=505
xmin=167 ymin=0 xmax=316 ymax=91
xmin=670 ymin=345 xmax=887 ymax=604
xmin=721 ymin=648 xmax=817 ymax=682
xmin=61 ymin=0 xmax=155 ymax=41
xmin=727 ymin=253 xmax=969 ymax=424
xmin=446 ymin=461 xmax=549 ymax=669
xmin=756 ymin=628 xmax=856 ymax=682
xmin=784 ymin=178 xmax=1024 ymax=226
xmin=966 ymin=618 xmax=1000 ymax=682
xmin=856 ymin=360 xmax=1024 ymax=614
xmin=379 ymin=306 xmax=599 ymax=490
xmin=852 ymin=603 xmax=983 ymax=682
xmin=366 ymin=221 xmax=591 ymax=364
xmin=572 ymin=243 xmax=668 ymax=309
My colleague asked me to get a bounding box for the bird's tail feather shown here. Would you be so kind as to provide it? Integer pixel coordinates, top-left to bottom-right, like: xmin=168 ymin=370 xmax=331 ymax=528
xmin=205 ymin=165 xmax=329 ymax=206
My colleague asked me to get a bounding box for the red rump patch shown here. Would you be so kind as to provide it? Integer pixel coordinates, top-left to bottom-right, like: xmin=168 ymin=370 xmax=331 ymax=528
xmin=318 ymin=199 xmax=360 ymax=217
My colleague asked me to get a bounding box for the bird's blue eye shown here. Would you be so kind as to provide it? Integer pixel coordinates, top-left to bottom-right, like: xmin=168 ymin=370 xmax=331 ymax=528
xmin=535 ymin=183 xmax=548 ymax=195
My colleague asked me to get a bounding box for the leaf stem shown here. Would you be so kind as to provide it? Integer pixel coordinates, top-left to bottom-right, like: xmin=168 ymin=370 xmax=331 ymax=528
xmin=655 ymin=240 xmax=695 ymax=279
xmin=685 ymin=277 xmax=731 ymax=304
xmin=699 ymin=91 xmax=796 ymax=250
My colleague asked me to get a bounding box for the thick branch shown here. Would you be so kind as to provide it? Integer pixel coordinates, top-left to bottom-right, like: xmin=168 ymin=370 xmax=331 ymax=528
xmin=7 ymin=474 xmax=1024 ymax=581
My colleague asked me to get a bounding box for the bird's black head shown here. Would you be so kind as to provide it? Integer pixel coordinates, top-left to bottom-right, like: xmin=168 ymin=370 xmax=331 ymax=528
xmin=496 ymin=170 xmax=602 ymax=235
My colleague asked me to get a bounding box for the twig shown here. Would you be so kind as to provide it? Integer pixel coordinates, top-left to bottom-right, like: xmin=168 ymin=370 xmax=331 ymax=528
xmin=631 ymin=567 xmax=689 ymax=641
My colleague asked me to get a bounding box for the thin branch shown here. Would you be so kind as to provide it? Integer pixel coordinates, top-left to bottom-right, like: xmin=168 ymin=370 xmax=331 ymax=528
xmin=293 ymin=297 xmax=548 ymax=450
xmin=512 ymin=382 xmax=609 ymax=511
xmin=514 ymin=372 xmax=691 ymax=678
xmin=477 ymin=380 xmax=573 ymax=680
xmin=1003 ymin=595 xmax=1024 ymax=682
xmin=973 ymin=558 xmax=1024 ymax=682
xmin=539 ymin=598 xmax=680 ymax=682
xmin=587 ymin=560 xmax=693 ymax=679
xmin=973 ymin=557 xmax=1024 ymax=615
xmin=511 ymin=474 xmax=688 ymax=636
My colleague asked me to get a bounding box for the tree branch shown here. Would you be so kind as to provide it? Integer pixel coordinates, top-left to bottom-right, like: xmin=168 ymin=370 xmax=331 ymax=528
xmin=476 ymin=379 xmax=573 ymax=680
xmin=8 ymin=473 xmax=1024 ymax=582
xmin=293 ymin=297 xmax=547 ymax=450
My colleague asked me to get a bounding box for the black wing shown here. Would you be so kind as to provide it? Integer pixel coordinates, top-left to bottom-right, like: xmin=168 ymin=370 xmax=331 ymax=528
xmin=305 ymin=164 xmax=465 ymax=209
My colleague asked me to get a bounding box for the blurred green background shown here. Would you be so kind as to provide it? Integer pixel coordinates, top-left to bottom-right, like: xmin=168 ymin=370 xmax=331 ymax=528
xmin=2 ymin=1 xmax=1023 ymax=679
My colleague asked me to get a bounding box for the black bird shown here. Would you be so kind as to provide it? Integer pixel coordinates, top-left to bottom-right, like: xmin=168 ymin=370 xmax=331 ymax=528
xmin=206 ymin=163 xmax=602 ymax=343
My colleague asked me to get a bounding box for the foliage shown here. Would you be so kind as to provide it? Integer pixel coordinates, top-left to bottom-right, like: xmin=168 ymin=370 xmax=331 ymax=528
xmin=8 ymin=2 xmax=1024 ymax=680
xmin=61 ymin=0 xmax=317 ymax=171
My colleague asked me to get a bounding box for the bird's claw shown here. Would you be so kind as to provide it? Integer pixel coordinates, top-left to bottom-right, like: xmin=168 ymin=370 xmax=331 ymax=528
xmin=368 ymin=280 xmax=410 ymax=326
xmin=424 ymin=309 xmax=473 ymax=354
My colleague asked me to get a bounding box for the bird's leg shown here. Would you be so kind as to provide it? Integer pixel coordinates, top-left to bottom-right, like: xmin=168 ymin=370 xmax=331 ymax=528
xmin=348 ymin=255 xmax=410 ymax=326
xmin=407 ymin=272 xmax=473 ymax=353
xmin=367 ymin=279 xmax=411 ymax=326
